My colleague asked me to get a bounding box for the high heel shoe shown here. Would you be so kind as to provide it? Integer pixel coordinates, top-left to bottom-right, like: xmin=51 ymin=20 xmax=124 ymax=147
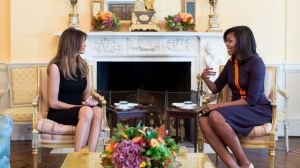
xmin=249 ymin=163 xmax=254 ymax=168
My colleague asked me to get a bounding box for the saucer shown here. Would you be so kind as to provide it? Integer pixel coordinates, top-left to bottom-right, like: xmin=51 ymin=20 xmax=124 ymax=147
xmin=172 ymin=102 xmax=197 ymax=110
xmin=114 ymin=102 xmax=138 ymax=110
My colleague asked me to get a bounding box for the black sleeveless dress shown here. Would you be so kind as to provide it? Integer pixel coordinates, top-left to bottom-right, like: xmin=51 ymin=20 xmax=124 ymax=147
xmin=47 ymin=63 xmax=87 ymax=126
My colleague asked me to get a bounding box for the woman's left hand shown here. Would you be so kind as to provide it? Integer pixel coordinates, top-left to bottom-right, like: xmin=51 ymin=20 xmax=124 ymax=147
xmin=82 ymin=97 xmax=99 ymax=106
xmin=201 ymin=104 xmax=220 ymax=114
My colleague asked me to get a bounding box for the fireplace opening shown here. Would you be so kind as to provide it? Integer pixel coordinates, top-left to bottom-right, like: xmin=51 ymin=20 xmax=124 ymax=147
xmin=97 ymin=62 xmax=197 ymax=144
xmin=97 ymin=62 xmax=191 ymax=92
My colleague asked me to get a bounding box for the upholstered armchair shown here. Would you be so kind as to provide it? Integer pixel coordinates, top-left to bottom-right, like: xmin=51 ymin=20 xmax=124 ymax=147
xmin=0 ymin=115 xmax=13 ymax=168
xmin=0 ymin=66 xmax=37 ymax=140
xmin=32 ymin=66 xmax=110 ymax=168
xmin=198 ymin=66 xmax=277 ymax=168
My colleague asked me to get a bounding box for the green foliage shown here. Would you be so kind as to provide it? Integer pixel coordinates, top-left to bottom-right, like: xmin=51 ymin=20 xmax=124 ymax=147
xmin=165 ymin=13 xmax=195 ymax=31
xmin=103 ymin=123 xmax=180 ymax=168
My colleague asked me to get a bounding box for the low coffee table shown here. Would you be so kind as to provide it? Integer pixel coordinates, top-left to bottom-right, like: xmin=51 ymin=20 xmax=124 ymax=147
xmin=166 ymin=107 xmax=201 ymax=152
xmin=61 ymin=152 xmax=215 ymax=168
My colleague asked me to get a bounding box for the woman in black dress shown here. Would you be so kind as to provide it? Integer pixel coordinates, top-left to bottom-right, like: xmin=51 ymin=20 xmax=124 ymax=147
xmin=199 ymin=26 xmax=272 ymax=168
xmin=47 ymin=28 xmax=103 ymax=152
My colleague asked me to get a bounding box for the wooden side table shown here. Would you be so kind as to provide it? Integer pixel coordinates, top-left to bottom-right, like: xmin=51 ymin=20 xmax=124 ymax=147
xmin=106 ymin=106 xmax=148 ymax=134
xmin=166 ymin=107 xmax=201 ymax=152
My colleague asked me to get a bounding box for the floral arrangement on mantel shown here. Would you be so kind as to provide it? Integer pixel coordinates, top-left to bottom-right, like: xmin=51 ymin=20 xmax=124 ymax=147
xmin=165 ymin=13 xmax=195 ymax=31
xmin=92 ymin=11 xmax=120 ymax=31
xmin=101 ymin=123 xmax=180 ymax=168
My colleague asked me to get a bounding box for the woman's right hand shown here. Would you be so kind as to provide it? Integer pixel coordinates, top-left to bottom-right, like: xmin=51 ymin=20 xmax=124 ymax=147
xmin=201 ymin=67 xmax=216 ymax=79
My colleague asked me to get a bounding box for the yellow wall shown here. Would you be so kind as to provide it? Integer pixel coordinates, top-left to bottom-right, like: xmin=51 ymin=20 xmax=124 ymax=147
xmin=10 ymin=0 xmax=91 ymax=63
xmin=218 ymin=0 xmax=286 ymax=63
xmin=0 ymin=0 xmax=10 ymax=62
xmin=286 ymin=0 xmax=300 ymax=63
xmin=0 ymin=0 xmax=299 ymax=63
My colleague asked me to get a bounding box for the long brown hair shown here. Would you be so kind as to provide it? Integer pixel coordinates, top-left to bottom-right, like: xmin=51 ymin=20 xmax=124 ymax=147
xmin=223 ymin=26 xmax=257 ymax=61
xmin=48 ymin=28 xmax=88 ymax=80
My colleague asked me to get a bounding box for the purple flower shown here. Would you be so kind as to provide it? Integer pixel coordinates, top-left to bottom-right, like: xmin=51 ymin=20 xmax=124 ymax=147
xmin=105 ymin=18 xmax=113 ymax=28
xmin=112 ymin=140 xmax=145 ymax=168
xmin=172 ymin=16 xmax=181 ymax=23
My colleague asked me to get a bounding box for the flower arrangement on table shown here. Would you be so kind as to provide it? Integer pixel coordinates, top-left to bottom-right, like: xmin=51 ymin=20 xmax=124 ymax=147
xmin=165 ymin=13 xmax=195 ymax=31
xmin=92 ymin=11 xmax=120 ymax=31
xmin=101 ymin=123 xmax=180 ymax=168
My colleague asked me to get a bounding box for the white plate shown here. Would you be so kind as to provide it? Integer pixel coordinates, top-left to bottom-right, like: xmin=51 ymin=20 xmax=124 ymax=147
xmin=172 ymin=102 xmax=197 ymax=110
xmin=114 ymin=102 xmax=139 ymax=110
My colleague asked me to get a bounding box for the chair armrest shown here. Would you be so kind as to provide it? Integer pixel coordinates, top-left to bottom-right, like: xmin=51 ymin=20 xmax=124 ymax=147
xmin=92 ymin=91 xmax=106 ymax=106
xmin=277 ymin=88 xmax=289 ymax=99
xmin=203 ymin=94 xmax=217 ymax=103
xmin=270 ymin=102 xmax=277 ymax=135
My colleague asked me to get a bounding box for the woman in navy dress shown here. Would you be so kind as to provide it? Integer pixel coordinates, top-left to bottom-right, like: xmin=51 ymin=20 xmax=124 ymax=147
xmin=199 ymin=26 xmax=271 ymax=168
xmin=47 ymin=28 xmax=103 ymax=152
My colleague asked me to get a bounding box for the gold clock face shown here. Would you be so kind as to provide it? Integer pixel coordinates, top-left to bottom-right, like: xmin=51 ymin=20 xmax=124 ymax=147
xmin=139 ymin=15 xmax=150 ymax=21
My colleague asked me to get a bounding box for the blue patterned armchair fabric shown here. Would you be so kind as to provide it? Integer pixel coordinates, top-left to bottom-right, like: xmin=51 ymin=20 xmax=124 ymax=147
xmin=0 ymin=115 xmax=13 ymax=168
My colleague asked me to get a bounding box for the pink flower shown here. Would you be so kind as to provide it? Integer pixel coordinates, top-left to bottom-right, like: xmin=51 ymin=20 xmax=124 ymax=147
xmin=172 ymin=16 xmax=181 ymax=23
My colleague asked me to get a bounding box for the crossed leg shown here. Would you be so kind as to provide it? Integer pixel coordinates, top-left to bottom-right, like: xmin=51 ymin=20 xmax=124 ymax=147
xmin=87 ymin=106 xmax=103 ymax=152
xmin=208 ymin=110 xmax=251 ymax=168
xmin=75 ymin=106 xmax=93 ymax=152
xmin=75 ymin=106 xmax=103 ymax=152
xmin=199 ymin=116 xmax=239 ymax=168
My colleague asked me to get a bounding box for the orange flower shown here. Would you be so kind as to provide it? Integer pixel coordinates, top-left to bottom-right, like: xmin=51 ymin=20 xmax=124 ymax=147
xmin=106 ymin=11 xmax=113 ymax=17
xmin=163 ymin=157 xmax=171 ymax=168
xmin=149 ymin=138 xmax=159 ymax=147
xmin=171 ymin=151 xmax=177 ymax=158
xmin=156 ymin=125 xmax=167 ymax=139
xmin=181 ymin=17 xmax=188 ymax=23
xmin=105 ymin=143 xmax=113 ymax=152
xmin=105 ymin=141 xmax=117 ymax=152
xmin=132 ymin=136 xmax=143 ymax=144
xmin=157 ymin=137 xmax=166 ymax=145
xmin=186 ymin=13 xmax=192 ymax=19
xmin=100 ymin=15 xmax=108 ymax=21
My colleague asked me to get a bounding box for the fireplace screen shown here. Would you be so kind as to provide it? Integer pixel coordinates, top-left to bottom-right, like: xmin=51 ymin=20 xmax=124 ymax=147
xmin=97 ymin=90 xmax=200 ymax=143
xmin=97 ymin=61 xmax=199 ymax=142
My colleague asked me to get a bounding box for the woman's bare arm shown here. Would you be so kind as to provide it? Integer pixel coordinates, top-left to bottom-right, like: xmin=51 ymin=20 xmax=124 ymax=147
xmin=201 ymin=67 xmax=218 ymax=93
xmin=82 ymin=68 xmax=91 ymax=101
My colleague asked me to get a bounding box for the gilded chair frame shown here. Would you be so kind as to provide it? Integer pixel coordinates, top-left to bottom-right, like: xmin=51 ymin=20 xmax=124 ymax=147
xmin=198 ymin=65 xmax=277 ymax=168
xmin=32 ymin=66 xmax=109 ymax=168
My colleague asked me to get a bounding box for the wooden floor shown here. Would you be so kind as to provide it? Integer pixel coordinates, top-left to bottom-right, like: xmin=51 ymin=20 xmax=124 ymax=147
xmin=10 ymin=137 xmax=300 ymax=168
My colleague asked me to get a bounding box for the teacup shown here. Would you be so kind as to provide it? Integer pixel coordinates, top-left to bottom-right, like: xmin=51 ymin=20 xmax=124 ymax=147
xmin=119 ymin=101 xmax=128 ymax=109
xmin=183 ymin=101 xmax=194 ymax=109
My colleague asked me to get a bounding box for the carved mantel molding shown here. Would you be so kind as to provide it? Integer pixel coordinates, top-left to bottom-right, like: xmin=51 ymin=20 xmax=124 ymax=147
xmin=54 ymin=32 xmax=228 ymax=90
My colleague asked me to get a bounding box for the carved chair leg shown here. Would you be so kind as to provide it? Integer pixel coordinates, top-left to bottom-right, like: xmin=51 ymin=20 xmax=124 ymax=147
xmin=32 ymin=148 xmax=39 ymax=168
xmin=269 ymin=148 xmax=275 ymax=168
xmin=197 ymin=127 xmax=204 ymax=153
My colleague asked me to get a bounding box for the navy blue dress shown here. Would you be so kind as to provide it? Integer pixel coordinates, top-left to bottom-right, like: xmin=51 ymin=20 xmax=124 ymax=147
xmin=47 ymin=63 xmax=87 ymax=126
xmin=213 ymin=55 xmax=272 ymax=136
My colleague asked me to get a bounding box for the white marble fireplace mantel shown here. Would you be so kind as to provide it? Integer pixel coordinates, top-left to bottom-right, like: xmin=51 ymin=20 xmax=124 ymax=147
xmin=54 ymin=32 xmax=228 ymax=90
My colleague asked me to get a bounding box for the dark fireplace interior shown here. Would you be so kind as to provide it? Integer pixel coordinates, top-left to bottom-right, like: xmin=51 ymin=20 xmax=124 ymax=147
xmin=97 ymin=62 xmax=191 ymax=92
xmin=97 ymin=62 xmax=196 ymax=144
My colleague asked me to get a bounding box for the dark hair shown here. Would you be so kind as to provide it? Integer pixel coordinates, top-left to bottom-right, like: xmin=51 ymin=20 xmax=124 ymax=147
xmin=223 ymin=26 xmax=257 ymax=60
xmin=48 ymin=28 xmax=88 ymax=80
